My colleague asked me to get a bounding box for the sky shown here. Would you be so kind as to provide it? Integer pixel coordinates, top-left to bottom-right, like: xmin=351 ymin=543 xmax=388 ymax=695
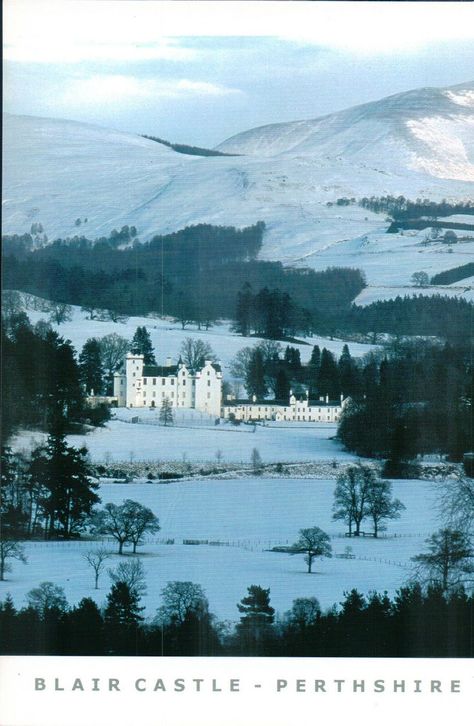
xmin=3 ymin=1 xmax=474 ymax=147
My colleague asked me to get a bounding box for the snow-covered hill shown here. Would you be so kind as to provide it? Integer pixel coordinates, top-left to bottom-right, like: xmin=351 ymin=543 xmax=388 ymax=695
xmin=3 ymin=82 xmax=474 ymax=291
xmin=217 ymin=82 xmax=474 ymax=182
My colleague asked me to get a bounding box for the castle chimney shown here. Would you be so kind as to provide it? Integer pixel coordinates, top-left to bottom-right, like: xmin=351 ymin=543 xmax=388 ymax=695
xmin=166 ymin=357 xmax=172 ymax=367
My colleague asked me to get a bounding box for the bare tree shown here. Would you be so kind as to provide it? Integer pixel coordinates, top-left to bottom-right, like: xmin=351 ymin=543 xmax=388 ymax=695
xmin=257 ymin=340 xmax=283 ymax=363
xmin=91 ymin=500 xmax=159 ymax=554
xmin=91 ymin=502 xmax=134 ymax=554
xmin=26 ymin=582 xmax=68 ymax=614
xmin=440 ymin=476 xmax=474 ymax=536
xmin=284 ymin=597 xmax=321 ymax=629
xmin=108 ymin=558 xmax=147 ymax=597
xmin=230 ymin=346 xmax=254 ymax=380
xmin=290 ymin=527 xmax=332 ymax=573
xmin=411 ymin=271 xmax=430 ymax=288
xmin=83 ymin=547 xmax=112 ymax=589
xmin=48 ymin=302 xmax=73 ymax=325
xmin=156 ymin=581 xmax=208 ymax=625
xmin=101 ymin=309 xmax=129 ymax=324
xmin=2 ymin=290 xmax=23 ymax=319
xmin=179 ymin=338 xmax=215 ymax=370
xmin=365 ymin=478 xmax=405 ymax=537
xmin=99 ymin=333 xmax=130 ymax=391
xmin=0 ymin=539 xmax=27 ymax=581
xmin=332 ymin=465 xmax=372 ymax=536
xmin=81 ymin=304 xmax=99 ymax=320
xmin=411 ymin=528 xmax=473 ymax=592
xmin=125 ymin=501 xmax=160 ymax=553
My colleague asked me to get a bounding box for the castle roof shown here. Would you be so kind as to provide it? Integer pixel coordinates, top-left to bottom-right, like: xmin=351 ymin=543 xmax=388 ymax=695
xmin=142 ymin=365 xmax=179 ymax=377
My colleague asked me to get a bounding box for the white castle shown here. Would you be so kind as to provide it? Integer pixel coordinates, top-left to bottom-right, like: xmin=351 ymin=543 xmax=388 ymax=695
xmin=113 ymin=353 xmax=223 ymax=417
xmin=222 ymin=391 xmax=348 ymax=423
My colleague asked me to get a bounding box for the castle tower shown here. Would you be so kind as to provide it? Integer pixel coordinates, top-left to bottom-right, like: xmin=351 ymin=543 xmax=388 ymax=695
xmin=125 ymin=353 xmax=144 ymax=407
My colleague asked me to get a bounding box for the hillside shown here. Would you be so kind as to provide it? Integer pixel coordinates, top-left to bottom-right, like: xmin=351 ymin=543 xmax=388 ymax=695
xmin=3 ymin=82 xmax=474 ymax=293
xmin=217 ymin=81 xmax=474 ymax=181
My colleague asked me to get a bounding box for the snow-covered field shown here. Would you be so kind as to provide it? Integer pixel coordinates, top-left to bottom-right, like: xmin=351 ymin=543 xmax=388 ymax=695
xmin=2 ymin=477 xmax=441 ymax=621
xmin=354 ymin=282 xmax=474 ymax=307
xmin=298 ymin=226 xmax=474 ymax=292
xmin=13 ymin=417 xmax=352 ymax=465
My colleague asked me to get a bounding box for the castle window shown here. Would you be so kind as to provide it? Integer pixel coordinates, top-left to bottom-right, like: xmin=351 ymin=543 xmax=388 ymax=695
xmin=183 ymin=379 xmax=186 ymax=385
xmin=171 ymin=379 xmax=175 ymax=385
xmin=153 ymin=378 xmax=156 ymax=385
xmin=207 ymin=380 xmax=211 ymax=387
xmin=162 ymin=378 xmax=165 ymax=385
xmin=207 ymin=392 xmax=211 ymax=399
xmin=143 ymin=378 xmax=147 ymax=384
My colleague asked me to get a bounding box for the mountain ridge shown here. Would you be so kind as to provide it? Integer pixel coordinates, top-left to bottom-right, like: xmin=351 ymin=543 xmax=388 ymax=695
xmin=2 ymin=81 xmax=474 ymax=291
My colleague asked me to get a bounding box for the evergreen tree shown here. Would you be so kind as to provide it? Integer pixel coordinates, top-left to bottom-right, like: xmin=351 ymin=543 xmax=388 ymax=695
xmin=274 ymin=369 xmax=290 ymax=400
xmin=309 ymin=345 xmax=321 ymax=369
xmin=233 ymin=283 xmax=254 ymax=336
xmin=130 ymin=326 xmax=156 ymax=365
xmin=317 ymin=348 xmax=340 ymax=399
xmin=104 ymin=581 xmax=144 ymax=654
xmin=159 ymin=397 xmax=174 ymax=426
xmin=284 ymin=346 xmax=301 ymax=370
xmin=68 ymin=598 xmax=104 ymax=655
xmin=105 ymin=582 xmax=144 ymax=626
xmin=245 ymin=348 xmax=267 ymax=399
xmin=29 ymin=424 xmax=99 ymax=539
xmin=237 ymin=585 xmax=275 ymax=625
xmin=338 ymin=344 xmax=359 ymax=397
xmin=79 ymin=338 xmax=104 ymax=395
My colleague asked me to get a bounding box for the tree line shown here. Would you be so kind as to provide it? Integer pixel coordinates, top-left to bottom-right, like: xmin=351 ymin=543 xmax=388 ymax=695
xmin=341 ymin=295 xmax=473 ymax=344
xmin=358 ymin=195 xmax=474 ymax=221
xmin=1 ymin=581 xmax=472 ymax=657
xmin=230 ymin=341 xmax=360 ymax=401
xmin=430 ymin=262 xmax=474 ymax=286
xmin=142 ymin=134 xmax=239 ymax=157
xmin=338 ymin=339 xmax=473 ymax=463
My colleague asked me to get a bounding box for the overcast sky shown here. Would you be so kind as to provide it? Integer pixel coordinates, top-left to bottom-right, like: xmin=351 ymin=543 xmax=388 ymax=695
xmin=4 ymin=1 xmax=474 ymax=147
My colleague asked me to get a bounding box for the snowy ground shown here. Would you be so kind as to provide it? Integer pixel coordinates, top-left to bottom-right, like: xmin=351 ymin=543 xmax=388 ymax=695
xmin=354 ymin=282 xmax=474 ymax=306
xmin=12 ymin=417 xmax=352 ymax=465
xmin=2 ymin=477 xmax=442 ymax=622
xmin=297 ymin=226 xmax=474 ymax=293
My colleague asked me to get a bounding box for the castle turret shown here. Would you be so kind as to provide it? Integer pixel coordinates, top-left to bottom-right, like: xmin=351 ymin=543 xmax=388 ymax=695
xmin=125 ymin=353 xmax=144 ymax=407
